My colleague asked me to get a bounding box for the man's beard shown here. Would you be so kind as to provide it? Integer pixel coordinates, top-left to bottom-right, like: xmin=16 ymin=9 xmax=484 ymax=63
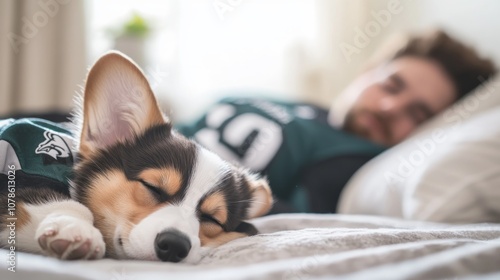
xmin=342 ymin=112 xmax=369 ymax=139
xmin=342 ymin=110 xmax=391 ymax=144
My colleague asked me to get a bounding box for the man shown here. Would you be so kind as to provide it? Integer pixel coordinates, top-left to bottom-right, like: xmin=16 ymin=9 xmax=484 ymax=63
xmin=177 ymin=30 xmax=497 ymax=213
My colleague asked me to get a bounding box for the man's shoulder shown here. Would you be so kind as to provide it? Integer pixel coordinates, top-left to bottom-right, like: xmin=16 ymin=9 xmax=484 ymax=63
xmin=216 ymin=97 xmax=331 ymax=125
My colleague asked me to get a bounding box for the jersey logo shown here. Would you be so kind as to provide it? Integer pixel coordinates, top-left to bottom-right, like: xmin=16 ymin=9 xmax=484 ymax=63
xmin=35 ymin=131 xmax=73 ymax=165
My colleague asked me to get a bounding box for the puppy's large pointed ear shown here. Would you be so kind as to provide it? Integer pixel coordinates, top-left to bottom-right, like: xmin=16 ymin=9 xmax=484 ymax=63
xmin=79 ymin=51 xmax=166 ymax=157
xmin=245 ymin=176 xmax=273 ymax=219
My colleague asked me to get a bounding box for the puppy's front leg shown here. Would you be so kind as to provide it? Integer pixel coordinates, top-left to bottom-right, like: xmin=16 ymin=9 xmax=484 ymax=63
xmin=1 ymin=197 xmax=105 ymax=260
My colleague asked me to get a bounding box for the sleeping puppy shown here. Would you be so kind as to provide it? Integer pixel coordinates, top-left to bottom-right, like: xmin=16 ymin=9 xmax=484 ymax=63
xmin=0 ymin=52 xmax=273 ymax=263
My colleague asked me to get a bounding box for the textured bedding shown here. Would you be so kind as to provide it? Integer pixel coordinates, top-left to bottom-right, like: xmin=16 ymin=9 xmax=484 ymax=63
xmin=2 ymin=214 xmax=500 ymax=280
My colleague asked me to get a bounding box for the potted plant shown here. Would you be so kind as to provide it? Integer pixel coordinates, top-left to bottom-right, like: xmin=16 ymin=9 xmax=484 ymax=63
xmin=112 ymin=13 xmax=151 ymax=68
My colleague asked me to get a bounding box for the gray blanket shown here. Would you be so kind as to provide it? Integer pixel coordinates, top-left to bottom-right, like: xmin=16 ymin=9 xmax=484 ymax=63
xmin=2 ymin=214 xmax=500 ymax=280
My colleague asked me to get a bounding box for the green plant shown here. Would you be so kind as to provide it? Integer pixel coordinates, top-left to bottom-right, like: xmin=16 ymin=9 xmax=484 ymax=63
xmin=118 ymin=13 xmax=151 ymax=38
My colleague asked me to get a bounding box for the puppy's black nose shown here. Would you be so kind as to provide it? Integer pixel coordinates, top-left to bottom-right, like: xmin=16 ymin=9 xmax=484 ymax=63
xmin=155 ymin=229 xmax=191 ymax=262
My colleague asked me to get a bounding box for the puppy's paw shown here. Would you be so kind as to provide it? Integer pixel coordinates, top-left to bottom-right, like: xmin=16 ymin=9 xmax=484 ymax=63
xmin=36 ymin=214 xmax=105 ymax=260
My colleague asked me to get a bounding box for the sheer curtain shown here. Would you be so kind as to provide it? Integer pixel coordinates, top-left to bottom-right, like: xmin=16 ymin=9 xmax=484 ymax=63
xmin=0 ymin=0 xmax=86 ymax=116
xmin=296 ymin=0 xmax=396 ymax=107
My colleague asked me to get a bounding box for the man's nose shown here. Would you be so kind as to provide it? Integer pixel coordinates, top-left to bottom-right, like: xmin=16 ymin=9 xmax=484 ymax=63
xmin=378 ymin=96 xmax=408 ymax=118
xmin=155 ymin=229 xmax=192 ymax=262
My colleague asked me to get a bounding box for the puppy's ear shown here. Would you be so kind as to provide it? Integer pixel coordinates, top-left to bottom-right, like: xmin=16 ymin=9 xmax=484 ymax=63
xmin=79 ymin=51 xmax=166 ymax=157
xmin=245 ymin=176 xmax=273 ymax=219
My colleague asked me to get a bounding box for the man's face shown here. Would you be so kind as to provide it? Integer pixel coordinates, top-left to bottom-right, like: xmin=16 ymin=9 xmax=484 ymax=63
xmin=337 ymin=56 xmax=457 ymax=146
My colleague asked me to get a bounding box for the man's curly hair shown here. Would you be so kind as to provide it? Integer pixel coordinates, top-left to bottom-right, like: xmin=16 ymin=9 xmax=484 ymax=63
xmin=391 ymin=29 xmax=497 ymax=100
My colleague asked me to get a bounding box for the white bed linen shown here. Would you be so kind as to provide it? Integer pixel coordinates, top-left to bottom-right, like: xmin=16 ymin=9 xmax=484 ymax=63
xmin=1 ymin=214 xmax=500 ymax=280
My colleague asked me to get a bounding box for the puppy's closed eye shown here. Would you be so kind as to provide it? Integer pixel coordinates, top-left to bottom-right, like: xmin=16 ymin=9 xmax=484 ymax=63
xmin=139 ymin=180 xmax=169 ymax=201
xmin=200 ymin=213 xmax=224 ymax=228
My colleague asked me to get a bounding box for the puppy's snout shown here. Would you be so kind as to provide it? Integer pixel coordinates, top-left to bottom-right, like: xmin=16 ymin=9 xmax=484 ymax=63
xmin=155 ymin=229 xmax=191 ymax=262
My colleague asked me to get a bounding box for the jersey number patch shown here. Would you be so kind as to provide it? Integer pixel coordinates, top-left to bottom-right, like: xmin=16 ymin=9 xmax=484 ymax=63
xmin=194 ymin=104 xmax=282 ymax=171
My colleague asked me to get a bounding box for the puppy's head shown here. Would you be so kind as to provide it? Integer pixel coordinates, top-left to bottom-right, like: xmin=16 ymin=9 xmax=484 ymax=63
xmin=72 ymin=52 xmax=273 ymax=263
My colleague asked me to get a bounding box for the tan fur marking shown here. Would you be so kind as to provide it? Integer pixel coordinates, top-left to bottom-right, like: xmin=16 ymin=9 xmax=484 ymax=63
xmin=198 ymin=192 xmax=246 ymax=247
xmin=199 ymin=192 xmax=228 ymax=225
xmin=139 ymin=168 xmax=183 ymax=196
xmin=248 ymin=179 xmax=273 ymax=218
xmin=16 ymin=202 xmax=31 ymax=229
xmin=85 ymin=169 xmax=163 ymax=257
xmin=199 ymin=223 xmax=247 ymax=247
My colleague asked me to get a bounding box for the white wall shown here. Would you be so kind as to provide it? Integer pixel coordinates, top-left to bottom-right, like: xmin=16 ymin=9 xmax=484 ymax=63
xmin=386 ymin=0 xmax=500 ymax=65
xmin=173 ymin=0 xmax=319 ymax=122
xmin=86 ymin=0 xmax=500 ymax=122
xmin=87 ymin=0 xmax=320 ymax=122
xmin=418 ymin=0 xmax=500 ymax=65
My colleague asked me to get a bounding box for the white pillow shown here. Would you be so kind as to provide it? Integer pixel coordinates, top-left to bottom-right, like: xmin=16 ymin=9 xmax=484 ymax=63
xmin=338 ymin=75 xmax=500 ymax=223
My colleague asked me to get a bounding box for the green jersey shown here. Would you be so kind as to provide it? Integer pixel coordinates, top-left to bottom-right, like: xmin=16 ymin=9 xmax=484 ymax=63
xmin=177 ymin=97 xmax=386 ymax=209
xmin=0 ymin=118 xmax=75 ymax=195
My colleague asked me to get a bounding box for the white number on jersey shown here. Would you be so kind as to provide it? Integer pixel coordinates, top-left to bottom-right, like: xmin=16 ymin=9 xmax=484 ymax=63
xmin=194 ymin=104 xmax=283 ymax=171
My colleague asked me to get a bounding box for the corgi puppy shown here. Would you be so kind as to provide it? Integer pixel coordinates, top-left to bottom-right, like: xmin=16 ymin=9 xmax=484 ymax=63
xmin=0 ymin=52 xmax=273 ymax=263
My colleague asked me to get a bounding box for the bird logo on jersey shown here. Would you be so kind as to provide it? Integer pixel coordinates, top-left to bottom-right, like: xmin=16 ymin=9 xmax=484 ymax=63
xmin=35 ymin=131 xmax=73 ymax=165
